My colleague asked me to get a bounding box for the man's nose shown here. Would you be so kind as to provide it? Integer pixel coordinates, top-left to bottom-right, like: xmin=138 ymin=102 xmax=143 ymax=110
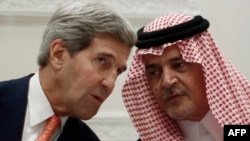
xmin=102 ymin=71 xmax=117 ymax=94
xmin=161 ymin=69 xmax=178 ymax=88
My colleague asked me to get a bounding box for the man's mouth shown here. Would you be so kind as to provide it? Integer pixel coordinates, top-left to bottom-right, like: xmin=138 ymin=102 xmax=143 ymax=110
xmin=167 ymin=94 xmax=183 ymax=102
xmin=91 ymin=94 xmax=104 ymax=103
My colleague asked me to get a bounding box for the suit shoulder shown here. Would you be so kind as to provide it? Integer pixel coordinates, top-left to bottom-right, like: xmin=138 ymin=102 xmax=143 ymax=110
xmin=0 ymin=74 xmax=34 ymax=89
xmin=59 ymin=117 xmax=100 ymax=141
xmin=0 ymin=74 xmax=34 ymax=101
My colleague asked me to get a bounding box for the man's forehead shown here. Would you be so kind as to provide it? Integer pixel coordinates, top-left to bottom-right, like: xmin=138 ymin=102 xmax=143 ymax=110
xmin=143 ymin=45 xmax=182 ymax=63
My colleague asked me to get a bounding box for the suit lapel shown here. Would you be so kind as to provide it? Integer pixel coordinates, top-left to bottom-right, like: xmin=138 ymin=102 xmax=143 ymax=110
xmin=0 ymin=74 xmax=33 ymax=141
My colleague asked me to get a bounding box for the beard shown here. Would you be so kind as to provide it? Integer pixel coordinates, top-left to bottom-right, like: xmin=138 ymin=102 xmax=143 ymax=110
xmin=166 ymin=103 xmax=196 ymax=120
xmin=160 ymin=87 xmax=196 ymax=120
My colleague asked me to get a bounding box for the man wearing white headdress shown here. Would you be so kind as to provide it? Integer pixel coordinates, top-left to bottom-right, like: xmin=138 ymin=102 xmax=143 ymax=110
xmin=122 ymin=13 xmax=250 ymax=141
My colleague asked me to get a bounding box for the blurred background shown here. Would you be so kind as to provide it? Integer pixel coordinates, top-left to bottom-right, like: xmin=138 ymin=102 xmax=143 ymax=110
xmin=1 ymin=0 xmax=249 ymax=140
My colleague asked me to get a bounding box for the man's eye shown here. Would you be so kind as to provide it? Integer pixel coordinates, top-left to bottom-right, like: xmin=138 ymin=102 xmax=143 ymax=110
xmin=96 ymin=57 xmax=111 ymax=69
xmin=174 ymin=63 xmax=184 ymax=68
xmin=146 ymin=69 xmax=161 ymax=79
xmin=117 ymin=69 xmax=122 ymax=75
xmin=173 ymin=62 xmax=187 ymax=71
xmin=98 ymin=57 xmax=106 ymax=64
xmin=149 ymin=70 xmax=158 ymax=76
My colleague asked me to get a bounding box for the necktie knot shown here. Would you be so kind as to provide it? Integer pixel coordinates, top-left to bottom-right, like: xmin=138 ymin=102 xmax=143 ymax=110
xmin=36 ymin=115 xmax=61 ymax=141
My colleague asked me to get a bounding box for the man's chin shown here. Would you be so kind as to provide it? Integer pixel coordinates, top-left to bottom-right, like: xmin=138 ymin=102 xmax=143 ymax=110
xmin=79 ymin=110 xmax=99 ymax=120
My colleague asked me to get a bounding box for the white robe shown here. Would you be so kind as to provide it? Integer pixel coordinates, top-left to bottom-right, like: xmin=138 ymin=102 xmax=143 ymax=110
xmin=177 ymin=111 xmax=223 ymax=141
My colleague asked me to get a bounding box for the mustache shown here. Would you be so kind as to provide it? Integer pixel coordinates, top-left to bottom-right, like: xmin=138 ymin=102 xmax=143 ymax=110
xmin=161 ymin=88 xmax=186 ymax=102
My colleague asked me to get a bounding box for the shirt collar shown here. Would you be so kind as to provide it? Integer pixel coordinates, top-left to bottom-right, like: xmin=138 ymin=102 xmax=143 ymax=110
xmin=28 ymin=72 xmax=55 ymax=127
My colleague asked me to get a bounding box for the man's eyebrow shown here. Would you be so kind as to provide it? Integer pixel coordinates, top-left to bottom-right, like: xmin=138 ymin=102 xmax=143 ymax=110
xmin=145 ymin=55 xmax=183 ymax=70
xmin=168 ymin=55 xmax=183 ymax=62
xmin=145 ymin=64 xmax=157 ymax=70
xmin=99 ymin=52 xmax=115 ymax=59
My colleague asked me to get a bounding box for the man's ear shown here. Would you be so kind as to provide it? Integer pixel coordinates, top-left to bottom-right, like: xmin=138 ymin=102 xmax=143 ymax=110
xmin=49 ymin=39 xmax=66 ymax=69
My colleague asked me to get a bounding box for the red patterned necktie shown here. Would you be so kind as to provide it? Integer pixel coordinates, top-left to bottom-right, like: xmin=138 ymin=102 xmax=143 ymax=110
xmin=36 ymin=115 xmax=61 ymax=141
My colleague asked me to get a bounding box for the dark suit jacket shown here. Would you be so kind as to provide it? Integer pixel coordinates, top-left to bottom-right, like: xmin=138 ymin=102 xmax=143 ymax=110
xmin=0 ymin=74 xmax=100 ymax=141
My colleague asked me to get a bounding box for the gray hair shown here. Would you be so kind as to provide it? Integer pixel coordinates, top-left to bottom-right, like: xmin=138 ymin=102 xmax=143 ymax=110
xmin=38 ymin=1 xmax=137 ymax=67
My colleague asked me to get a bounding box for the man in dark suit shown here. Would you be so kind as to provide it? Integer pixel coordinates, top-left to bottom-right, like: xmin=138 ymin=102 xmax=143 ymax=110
xmin=0 ymin=1 xmax=136 ymax=141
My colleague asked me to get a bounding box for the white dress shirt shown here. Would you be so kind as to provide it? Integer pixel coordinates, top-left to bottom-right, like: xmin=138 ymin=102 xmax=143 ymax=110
xmin=21 ymin=72 xmax=67 ymax=141
xmin=177 ymin=111 xmax=223 ymax=141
